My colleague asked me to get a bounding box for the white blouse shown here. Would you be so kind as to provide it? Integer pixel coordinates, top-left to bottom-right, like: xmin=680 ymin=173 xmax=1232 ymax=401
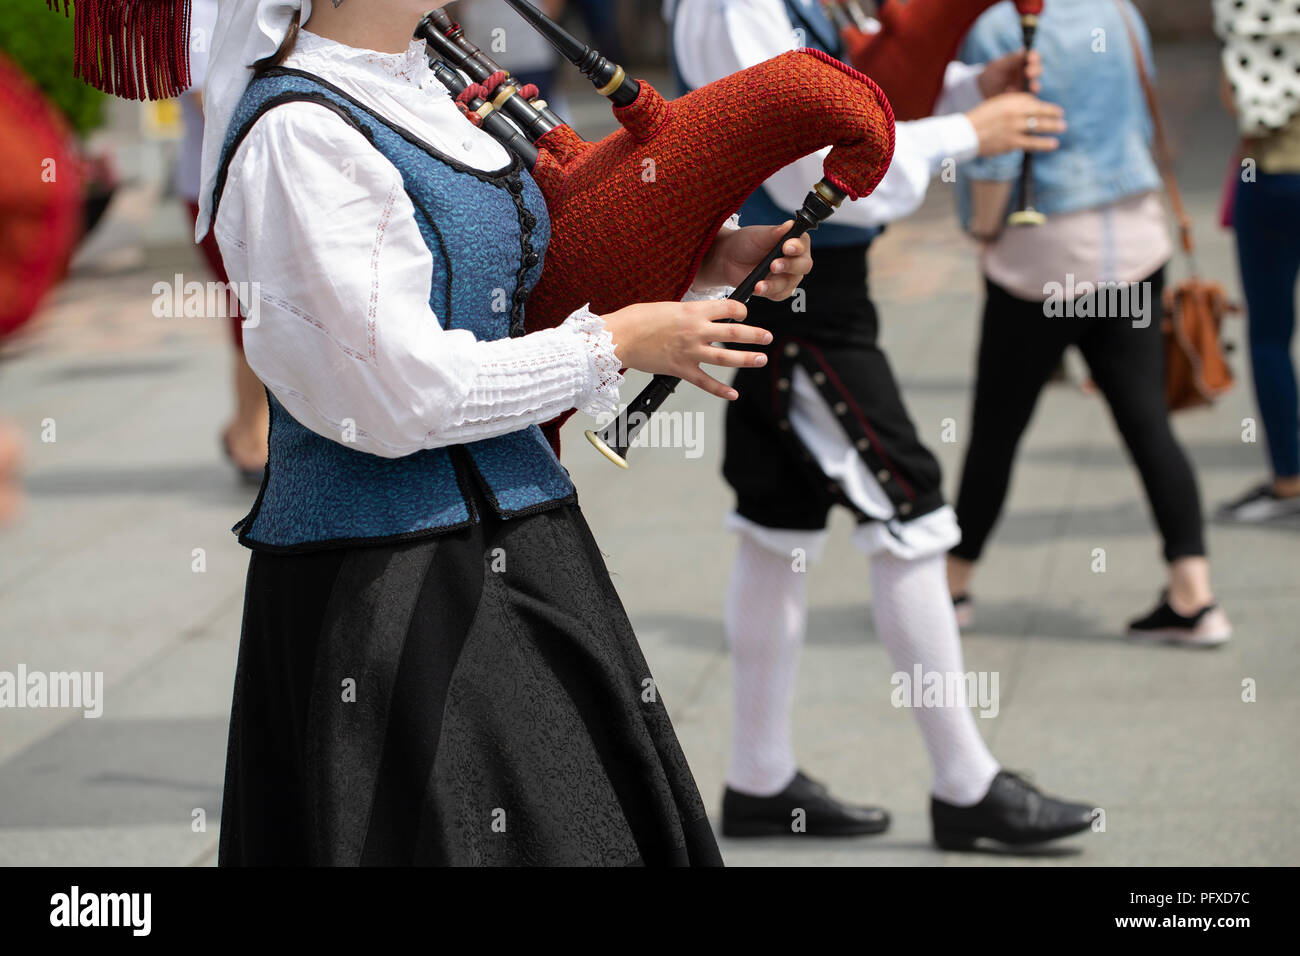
xmin=213 ymin=30 xmax=630 ymax=459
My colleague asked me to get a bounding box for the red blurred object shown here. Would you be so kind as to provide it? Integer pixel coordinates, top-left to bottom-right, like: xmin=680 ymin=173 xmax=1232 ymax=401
xmin=0 ymin=52 xmax=83 ymax=340
xmin=842 ymin=0 xmax=1045 ymax=121
xmin=520 ymin=49 xmax=896 ymax=451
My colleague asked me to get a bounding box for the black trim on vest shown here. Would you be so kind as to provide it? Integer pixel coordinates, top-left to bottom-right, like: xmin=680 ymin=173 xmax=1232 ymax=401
xmin=457 ymin=443 xmax=578 ymax=522
xmin=211 ymin=92 xmax=370 ymax=228
xmin=210 ymin=66 xmax=527 ymax=227
xmin=257 ymin=67 xmax=523 ymax=181
xmin=217 ymin=69 xmax=560 ymax=552
xmin=504 ymin=172 xmax=537 ymax=338
xmin=210 ymin=66 xmax=541 ymax=335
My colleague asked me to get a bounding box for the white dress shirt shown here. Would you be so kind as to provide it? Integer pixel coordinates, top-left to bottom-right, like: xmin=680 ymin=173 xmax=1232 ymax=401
xmin=670 ymin=0 xmax=983 ymax=228
xmin=213 ymin=30 xmax=628 ymax=459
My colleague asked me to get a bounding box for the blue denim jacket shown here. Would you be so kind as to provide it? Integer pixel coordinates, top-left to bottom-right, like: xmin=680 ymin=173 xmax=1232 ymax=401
xmin=955 ymin=0 xmax=1162 ymax=229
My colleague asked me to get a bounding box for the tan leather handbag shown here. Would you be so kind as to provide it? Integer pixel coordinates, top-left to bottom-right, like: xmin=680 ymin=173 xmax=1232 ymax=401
xmin=1117 ymin=0 xmax=1237 ymax=411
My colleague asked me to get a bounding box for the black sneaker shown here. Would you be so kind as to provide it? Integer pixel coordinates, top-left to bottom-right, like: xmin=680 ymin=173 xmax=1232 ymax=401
xmin=721 ymin=771 xmax=890 ymax=838
xmin=1127 ymin=591 xmax=1231 ymax=647
xmin=931 ymin=770 xmax=1095 ymax=851
xmin=1216 ymin=483 xmax=1300 ymax=523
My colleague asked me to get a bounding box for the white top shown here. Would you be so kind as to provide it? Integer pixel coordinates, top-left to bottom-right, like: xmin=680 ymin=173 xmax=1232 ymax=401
xmin=982 ymin=191 xmax=1172 ymax=301
xmin=212 ymin=30 xmax=628 ymax=459
xmin=670 ymin=0 xmax=983 ymax=227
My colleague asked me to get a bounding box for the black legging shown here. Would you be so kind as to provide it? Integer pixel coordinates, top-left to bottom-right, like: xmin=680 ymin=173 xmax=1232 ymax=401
xmin=952 ymin=267 xmax=1206 ymax=565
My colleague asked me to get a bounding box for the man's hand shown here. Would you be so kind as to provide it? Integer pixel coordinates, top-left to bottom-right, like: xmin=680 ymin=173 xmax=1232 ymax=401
xmin=978 ymin=49 xmax=1043 ymax=98
xmin=696 ymin=222 xmax=814 ymax=301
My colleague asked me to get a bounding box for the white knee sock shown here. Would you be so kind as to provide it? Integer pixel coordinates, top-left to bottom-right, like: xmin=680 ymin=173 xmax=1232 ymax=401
xmin=869 ymin=551 xmax=1001 ymax=806
xmin=724 ymin=534 xmax=807 ymax=796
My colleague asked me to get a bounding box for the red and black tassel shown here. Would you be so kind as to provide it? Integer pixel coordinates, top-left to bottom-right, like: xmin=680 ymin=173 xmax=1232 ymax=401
xmin=47 ymin=0 xmax=194 ymax=100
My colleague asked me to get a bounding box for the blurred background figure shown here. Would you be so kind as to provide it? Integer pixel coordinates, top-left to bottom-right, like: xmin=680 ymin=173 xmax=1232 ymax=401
xmin=181 ymin=0 xmax=268 ymax=484
xmin=450 ymin=0 xmax=566 ymax=112
xmin=0 ymin=52 xmax=83 ymax=341
xmin=570 ymin=0 xmax=627 ymax=64
xmin=947 ymin=0 xmax=1231 ymax=647
xmin=1213 ymin=0 xmax=1300 ymax=523
xmin=0 ymin=48 xmax=84 ymax=526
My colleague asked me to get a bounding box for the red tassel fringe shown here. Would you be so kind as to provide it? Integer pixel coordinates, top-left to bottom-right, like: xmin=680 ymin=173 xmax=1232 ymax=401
xmin=48 ymin=0 xmax=193 ymax=100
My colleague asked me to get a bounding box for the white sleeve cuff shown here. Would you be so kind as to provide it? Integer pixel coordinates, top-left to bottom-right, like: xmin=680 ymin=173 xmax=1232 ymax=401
xmin=687 ymin=215 xmax=743 ymax=297
xmin=928 ymin=113 xmax=981 ymax=170
xmin=682 ymin=285 xmax=737 ymax=302
xmin=936 ymin=61 xmax=986 ymax=115
xmin=561 ymin=304 xmax=624 ymax=417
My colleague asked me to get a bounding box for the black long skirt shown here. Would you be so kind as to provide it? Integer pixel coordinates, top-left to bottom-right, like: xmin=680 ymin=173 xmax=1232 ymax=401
xmin=218 ymin=493 xmax=722 ymax=867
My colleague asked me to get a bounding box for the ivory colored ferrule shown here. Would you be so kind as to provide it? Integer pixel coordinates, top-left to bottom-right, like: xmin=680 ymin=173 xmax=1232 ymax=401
xmin=586 ymin=430 xmax=630 ymax=469
xmin=492 ymin=85 xmax=519 ymax=109
xmin=814 ymin=181 xmax=846 ymax=207
xmin=531 ymin=98 xmax=550 ymax=111
xmin=1020 ymin=13 xmax=1039 ymax=27
xmin=475 ymin=101 xmax=496 ymax=120
xmin=597 ymin=65 xmax=627 ymax=98
xmin=1007 ymin=208 xmax=1047 ymax=226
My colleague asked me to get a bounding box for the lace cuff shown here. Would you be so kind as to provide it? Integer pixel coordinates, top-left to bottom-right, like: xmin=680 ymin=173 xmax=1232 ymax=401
xmin=562 ymin=304 xmax=624 ymax=416
xmin=682 ymin=285 xmax=737 ymax=303
xmin=687 ymin=214 xmax=742 ymax=299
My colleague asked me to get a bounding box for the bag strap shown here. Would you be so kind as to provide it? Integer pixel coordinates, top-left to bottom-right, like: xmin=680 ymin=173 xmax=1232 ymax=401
xmin=1113 ymin=0 xmax=1197 ymax=270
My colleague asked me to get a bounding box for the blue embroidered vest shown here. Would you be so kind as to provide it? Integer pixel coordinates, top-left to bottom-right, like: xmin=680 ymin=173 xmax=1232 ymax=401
xmin=670 ymin=0 xmax=883 ymax=250
xmin=213 ymin=69 xmax=575 ymax=551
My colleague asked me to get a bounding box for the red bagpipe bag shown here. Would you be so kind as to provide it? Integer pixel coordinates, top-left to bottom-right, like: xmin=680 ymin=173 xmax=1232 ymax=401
xmin=841 ymin=0 xmax=1044 ymax=121
xmin=524 ymin=49 xmax=895 ymax=331
xmin=0 ymin=51 xmax=83 ymax=339
xmin=520 ymin=50 xmax=896 ymax=448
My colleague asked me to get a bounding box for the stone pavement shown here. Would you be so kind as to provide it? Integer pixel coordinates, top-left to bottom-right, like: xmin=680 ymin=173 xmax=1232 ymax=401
xmin=0 ymin=43 xmax=1295 ymax=867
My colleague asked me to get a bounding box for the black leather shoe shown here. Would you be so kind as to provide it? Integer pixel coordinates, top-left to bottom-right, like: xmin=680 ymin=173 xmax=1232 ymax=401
xmin=931 ymin=770 xmax=1094 ymax=851
xmin=721 ymin=771 xmax=890 ymax=837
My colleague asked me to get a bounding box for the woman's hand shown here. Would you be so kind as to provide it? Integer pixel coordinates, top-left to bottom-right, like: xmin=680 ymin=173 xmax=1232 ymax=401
xmin=695 ymin=222 xmax=814 ymax=301
xmin=601 ymin=298 xmax=771 ymax=400
xmin=978 ymin=49 xmax=1043 ymax=97
xmin=966 ymin=91 xmax=1066 ymax=157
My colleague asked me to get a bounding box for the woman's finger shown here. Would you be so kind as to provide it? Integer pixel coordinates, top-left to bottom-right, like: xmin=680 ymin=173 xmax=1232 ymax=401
xmin=700 ymin=346 xmax=768 ymax=369
xmin=1020 ymin=135 xmax=1061 ymax=152
xmin=706 ymin=320 xmax=772 ymax=345
xmin=681 ymin=366 xmax=738 ymax=400
xmin=757 ymin=278 xmax=798 ymax=301
xmin=688 ymin=297 xmax=748 ymax=323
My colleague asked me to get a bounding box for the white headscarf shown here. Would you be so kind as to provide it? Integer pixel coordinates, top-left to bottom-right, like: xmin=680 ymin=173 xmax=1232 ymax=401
xmin=196 ymin=0 xmax=312 ymax=241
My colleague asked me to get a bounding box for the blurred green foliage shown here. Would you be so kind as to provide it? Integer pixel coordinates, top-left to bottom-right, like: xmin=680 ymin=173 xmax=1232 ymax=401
xmin=0 ymin=3 xmax=106 ymax=136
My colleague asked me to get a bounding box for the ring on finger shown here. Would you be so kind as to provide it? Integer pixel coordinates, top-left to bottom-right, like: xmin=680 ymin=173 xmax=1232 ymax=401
xmin=1026 ymin=114 xmax=1039 ymax=132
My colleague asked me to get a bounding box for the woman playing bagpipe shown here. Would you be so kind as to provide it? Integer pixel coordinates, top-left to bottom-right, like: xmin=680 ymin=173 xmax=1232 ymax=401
xmin=55 ymin=0 xmax=822 ymax=865
xmin=209 ymin=0 xmax=822 ymax=867
xmin=669 ymin=0 xmax=1096 ymax=850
